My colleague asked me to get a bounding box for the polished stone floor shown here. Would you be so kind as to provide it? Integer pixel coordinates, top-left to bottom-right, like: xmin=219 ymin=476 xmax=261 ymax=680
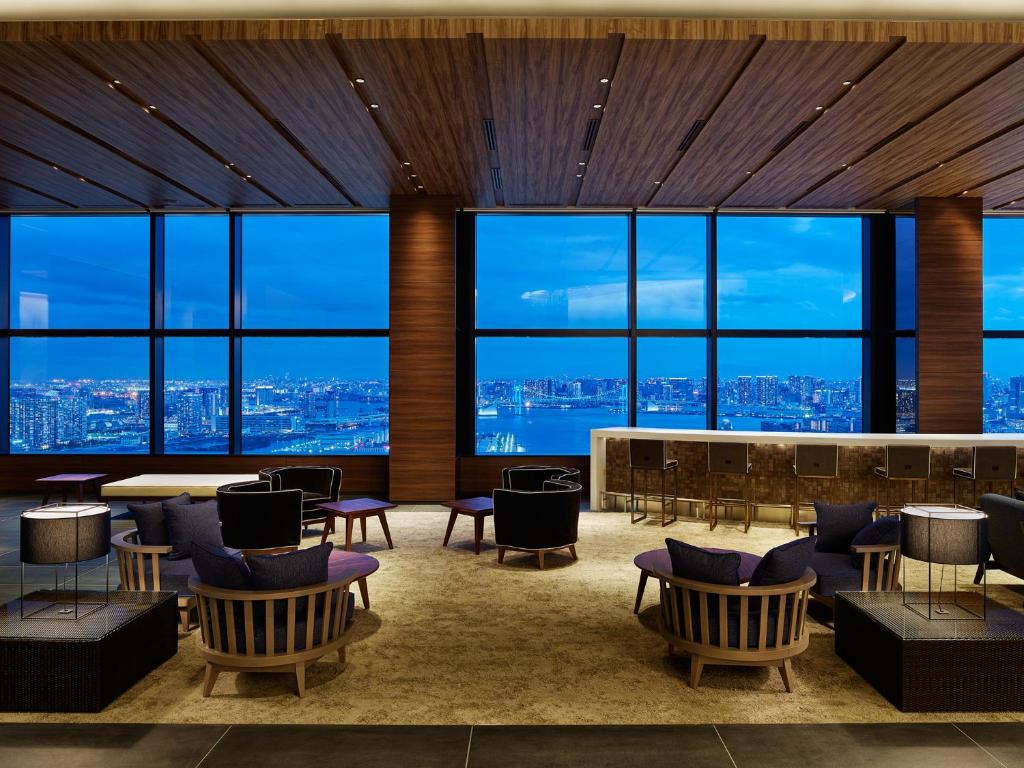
xmin=1 ymin=722 xmax=1023 ymax=767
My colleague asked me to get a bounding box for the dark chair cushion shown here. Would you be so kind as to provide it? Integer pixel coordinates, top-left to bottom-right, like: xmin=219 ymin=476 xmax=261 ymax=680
xmin=850 ymin=515 xmax=901 ymax=568
xmin=151 ymin=556 xmax=198 ymax=597
xmin=1016 ymin=488 xmax=1024 ymax=502
xmin=192 ymin=542 xmax=252 ymax=590
xmin=813 ymin=500 xmax=876 ymax=554
xmin=248 ymin=542 xmax=333 ymax=590
xmin=809 ymin=551 xmax=872 ymax=597
xmin=665 ymin=538 xmax=740 ymax=586
xmin=749 ymin=536 xmax=816 ymax=586
xmin=686 ymin=594 xmax=796 ymax=649
xmin=163 ymin=499 xmax=223 ymax=561
xmin=128 ymin=492 xmax=192 ymax=546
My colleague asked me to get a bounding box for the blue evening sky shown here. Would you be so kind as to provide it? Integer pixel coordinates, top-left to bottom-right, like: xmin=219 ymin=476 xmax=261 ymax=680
xmin=477 ymin=337 xmax=627 ymax=381
xmin=984 ymin=338 xmax=1024 ymax=380
xmin=983 ymin=218 xmax=1024 ymax=330
xmin=243 ymin=337 xmax=388 ymax=380
xmin=717 ymin=337 xmax=862 ymax=380
xmin=11 ymin=337 xmax=149 ymax=383
xmin=166 ymin=214 xmax=229 ymax=329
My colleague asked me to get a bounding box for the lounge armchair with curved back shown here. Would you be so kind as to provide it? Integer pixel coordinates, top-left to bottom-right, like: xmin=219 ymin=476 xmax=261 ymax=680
xmin=259 ymin=466 xmax=342 ymax=531
xmin=976 ymin=493 xmax=1024 ymax=601
xmin=494 ymin=468 xmax=582 ymax=569
xmin=112 ymin=529 xmax=196 ymax=633
xmin=501 ymin=465 xmax=581 ymax=491
xmin=217 ymin=480 xmax=303 ymax=555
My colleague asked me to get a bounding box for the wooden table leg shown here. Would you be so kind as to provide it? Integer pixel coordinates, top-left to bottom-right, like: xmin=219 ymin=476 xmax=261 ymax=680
xmin=442 ymin=510 xmax=459 ymax=547
xmin=75 ymin=482 xmax=84 ymax=503
xmin=473 ymin=514 xmax=484 ymax=555
xmin=634 ymin=571 xmax=649 ymax=614
xmin=359 ymin=515 xmax=367 ymax=543
xmin=378 ymin=511 xmax=394 ymax=549
xmin=357 ymin=577 xmax=370 ymax=610
xmin=320 ymin=515 xmax=334 ymax=545
xmin=344 ymin=515 xmax=354 ymax=551
xmin=41 ymin=484 xmax=50 ymax=506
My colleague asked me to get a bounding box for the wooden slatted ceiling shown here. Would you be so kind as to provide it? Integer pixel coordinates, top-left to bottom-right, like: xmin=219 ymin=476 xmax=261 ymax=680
xmin=652 ymin=40 xmax=891 ymax=208
xmin=203 ymin=39 xmax=412 ymax=208
xmin=0 ymin=178 xmax=69 ymax=209
xmin=577 ymin=38 xmax=751 ymax=207
xmin=0 ymin=42 xmax=270 ymax=209
xmin=974 ymin=165 xmax=1024 ymax=209
xmin=485 ymin=36 xmax=619 ymax=206
xmin=67 ymin=40 xmax=347 ymax=207
xmin=0 ymin=143 xmax=128 ymax=207
xmin=803 ymin=52 xmax=1024 ymax=208
xmin=0 ymin=90 xmax=203 ymax=208
xmin=725 ymin=43 xmax=1023 ymax=208
xmin=332 ymin=36 xmax=495 ymax=207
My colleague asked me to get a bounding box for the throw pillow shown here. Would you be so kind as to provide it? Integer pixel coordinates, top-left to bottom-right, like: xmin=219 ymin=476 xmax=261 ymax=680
xmin=192 ymin=542 xmax=252 ymax=590
xmin=248 ymin=542 xmax=334 ymax=590
xmin=749 ymin=536 xmax=816 ymax=586
xmin=128 ymin=492 xmax=192 ymax=546
xmin=163 ymin=499 xmax=223 ymax=561
xmin=1015 ymin=487 xmax=1024 ymax=502
xmin=849 ymin=515 xmax=901 ymax=568
xmin=813 ymin=500 xmax=877 ymax=554
xmin=665 ymin=538 xmax=741 ymax=585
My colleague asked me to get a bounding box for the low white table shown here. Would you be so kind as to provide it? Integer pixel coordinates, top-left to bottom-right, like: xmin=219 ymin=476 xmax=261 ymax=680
xmin=100 ymin=474 xmax=260 ymax=500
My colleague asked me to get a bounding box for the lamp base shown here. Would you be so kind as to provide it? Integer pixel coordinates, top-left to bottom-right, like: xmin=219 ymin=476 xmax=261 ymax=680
xmin=903 ymin=597 xmax=985 ymax=621
xmin=20 ymin=599 xmax=106 ymax=621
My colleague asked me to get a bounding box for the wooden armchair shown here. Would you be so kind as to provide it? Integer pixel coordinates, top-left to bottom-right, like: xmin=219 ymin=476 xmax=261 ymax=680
xmin=801 ymin=521 xmax=901 ymax=611
xmin=655 ymin=567 xmax=815 ymax=692
xmin=111 ymin=529 xmax=196 ymax=633
xmin=188 ymin=574 xmax=355 ymax=698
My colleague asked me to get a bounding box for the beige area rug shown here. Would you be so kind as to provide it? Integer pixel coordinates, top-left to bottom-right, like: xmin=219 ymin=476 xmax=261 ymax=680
xmin=5 ymin=506 xmax=1024 ymax=725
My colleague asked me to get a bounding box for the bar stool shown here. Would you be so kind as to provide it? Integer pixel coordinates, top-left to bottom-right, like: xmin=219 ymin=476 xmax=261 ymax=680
xmin=707 ymin=442 xmax=754 ymax=533
xmin=791 ymin=443 xmax=839 ymax=536
xmin=953 ymin=446 xmax=1018 ymax=508
xmin=873 ymin=445 xmax=931 ymax=514
xmin=629 ymin=439 xmax=678 ymax=526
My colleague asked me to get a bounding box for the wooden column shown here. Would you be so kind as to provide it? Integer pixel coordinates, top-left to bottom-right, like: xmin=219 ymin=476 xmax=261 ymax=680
xmin=915 ymin=196 xmax=983 ymax=434
xmin=389 ymin=195 xmax=457 ymax=501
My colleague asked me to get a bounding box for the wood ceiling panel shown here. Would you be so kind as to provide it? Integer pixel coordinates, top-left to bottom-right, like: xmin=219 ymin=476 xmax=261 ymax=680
xmin=0 ymin=178 xmax=69 ymax=209
xmin=0 ymin=143 xmax=129 ymax=207
xmin=0 ymin=42 xmax=271 ymax=208
xmin=578 ymin=38 xmax=751 ymax=206
xmin=976 ymin=167 xmax=1024 ymax=209
xmin=485 ymin=36 xmax=619 ymax=206
xmin=802 ymin=53 xmax=1024 ymax=208
xmin=0 ymin=91 xmax=201 ymax=208
xmin=67 ymin=40 xmax=347 ymax=206
xmin=725 ymin=43 xmax=1022 ymax=208
xmin=654 ymin=40 xmax=890 ymax=207
xmin=204 ymin=39 xmax=410 ymax=208
xmin=333 ymin=36 xmax=495 ymax=207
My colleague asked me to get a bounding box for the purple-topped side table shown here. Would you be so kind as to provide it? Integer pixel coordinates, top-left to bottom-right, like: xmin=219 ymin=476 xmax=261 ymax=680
xmin=37 ymin=474 xmax=106 ymax=505
xmin=632 ymin=547 xmax=761 ymax=614
xmin=441 ymin=496 xmax=494 ymax=555
xmin=316 ymin=498 xmax=396 ymax=550
xmin=327 ymin=549 xmax=380 ymax=610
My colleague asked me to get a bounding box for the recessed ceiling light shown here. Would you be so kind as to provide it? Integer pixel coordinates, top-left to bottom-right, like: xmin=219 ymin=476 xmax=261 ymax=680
xmin=113 ymin=79 xmax=121 ymax=85
xmin=815 ymin=105 xmax=824 ymax=111
xmin=842 ymin=80 xmax=852 ymax=86
xmin=578 ymin=161 xmax=586 ymax=166
xmin=142 ymin=107 xmax=150 ymax=113
xmin=370 ymin=103 xmax=380 ymax=109
xmin=245 ymin=174 xmax=252 ymax=179
xmin=410 ymin=174 xmax=417 ymax=178
xmin=107 ymin=82 xmax=115 ymax=88
xmin=148 ymin=105 xmax=157 ymax=110
xmin=653 ymin=180 xmax=662 ymax=185
xmin=51 ymin=165 xmax=58 ymax=171
xmin=78 ymin=177 xmax=86 ymax=182
xmin=354 ymin=77 xmax=365 ymax=84
xmin=746 ymin=171 xmax=754 ymax=175
xmin=841 ymin=163 xmax=849 ymax=168
xmin=417 ymin=185 xmax=424 ymax=190
xmin=402 ymin=161 xmax=411 ymax=166
xmin=593 ymin=103 xmax=602 ymax=109
xmin=576 ymin=174 xmax=583 ymax=178
xmin=599 ymin=77 xmax=609 ymax=84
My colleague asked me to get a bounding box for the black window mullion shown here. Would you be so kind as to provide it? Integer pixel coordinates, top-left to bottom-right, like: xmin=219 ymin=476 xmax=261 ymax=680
xmin=229 ymin=213 xmax=243 ymax=455
xmin=628 ymin=210 xmax=637 ymax=428
xmin=150 ymin=213 xmax=165 ymax=455
xmin=707 ymin=211 xmax=718 ymax=431
xmin=0 ymin=215 xmax=9 ymax=454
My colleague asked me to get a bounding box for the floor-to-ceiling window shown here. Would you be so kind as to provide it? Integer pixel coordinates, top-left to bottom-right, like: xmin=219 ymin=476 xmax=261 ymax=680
xmin=894 ymin=215 xmax=918 ymax=433
xmin=4 ymin=212 xmax=389 ymax=455
xmin=982 ymin=216 xmax=1024 ymax=433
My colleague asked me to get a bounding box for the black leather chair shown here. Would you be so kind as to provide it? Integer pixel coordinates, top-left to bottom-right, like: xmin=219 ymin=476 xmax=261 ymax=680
xmin=501 ymin=465 xmax=580 ymax=491
xmin=217 ymin=480 xmax=303 ymax=554
xmin=259 ymin=466 xmax=342 ymax=529
xmin=976 ymin=493 xmax=1024 ymax=603
xmin=493 ymin=476 xmax=581 ymax=569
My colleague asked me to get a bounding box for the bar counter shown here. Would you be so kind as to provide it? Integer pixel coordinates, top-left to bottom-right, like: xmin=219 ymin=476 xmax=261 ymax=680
xmin=590 ymin=428 xmax=1024 ymax=513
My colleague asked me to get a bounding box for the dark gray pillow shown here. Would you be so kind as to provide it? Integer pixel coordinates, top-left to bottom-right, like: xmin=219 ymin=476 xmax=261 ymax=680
xmin=813 ymin=500 xmax=876 ymax=554
xmin=749 ymin=536 xmax=816 ymax=586
xmin=192 ymin=542 xmax=252 ymax=590
xmin=248 ymin=543 xmax=334 ymax=590
xmin=128 ymin=492 xmax=192 ymax=546
xmin=163 ymin=499 xmax=222 ymax=561
xmin=665 ymin=538 xmax=740 ymax=586
xmin=850 ymin=515 xmax=901 ymax=568
xmin=1015 ymin=487 xmax=1024 ymax=502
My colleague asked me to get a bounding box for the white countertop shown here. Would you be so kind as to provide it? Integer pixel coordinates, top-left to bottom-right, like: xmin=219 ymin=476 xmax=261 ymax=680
xmin=590 ymin=426 xmax=1024 ymax=448
xmin=101 ymin=474 xmax=260 ymax=498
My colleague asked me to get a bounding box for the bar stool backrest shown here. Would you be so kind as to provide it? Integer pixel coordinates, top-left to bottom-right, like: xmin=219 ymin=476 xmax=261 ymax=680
xmin=794 ymin=443 xmax=839 ymax=478
xmin=972 ymin=446 xmax=1018 ymax=482
xmin=629 ymin=439 xmax=669 ymax=470
xmin=885 ymin=445 xmax=931 ymax=480
xmin=708 ymin=442 xmax=749 ymax=475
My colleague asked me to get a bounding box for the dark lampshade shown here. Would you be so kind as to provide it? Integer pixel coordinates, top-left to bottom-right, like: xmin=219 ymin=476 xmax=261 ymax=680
xmin=901 ymin=505 xmax=987 ymax=566
xmin=20 ymin=504 xmax=111 ymax=565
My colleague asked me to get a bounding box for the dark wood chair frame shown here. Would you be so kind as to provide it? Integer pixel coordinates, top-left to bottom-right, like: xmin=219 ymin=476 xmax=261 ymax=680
xmin=111 ymin=529 xmax=195 ymax=634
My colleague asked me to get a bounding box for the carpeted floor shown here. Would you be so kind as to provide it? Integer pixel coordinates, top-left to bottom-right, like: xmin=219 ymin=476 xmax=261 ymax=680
xmin=2 ymin=505 xmax=1023 ymax=725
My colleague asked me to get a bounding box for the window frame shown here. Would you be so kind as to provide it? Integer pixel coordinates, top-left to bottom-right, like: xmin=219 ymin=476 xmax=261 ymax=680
xmin=982 ymin=213 xmax=1024 ymax=434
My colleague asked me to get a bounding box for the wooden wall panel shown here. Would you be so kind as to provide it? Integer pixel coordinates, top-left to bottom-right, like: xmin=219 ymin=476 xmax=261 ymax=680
xmin=389 ymin=195 xmax=457 ymax=501
xmin=726 ymin=43 xmax=1021 ymax=208
xmin=0 ymin=455 xmax=388 ymax=496
xmin=916 ymin=196 xmax=983 ymax=434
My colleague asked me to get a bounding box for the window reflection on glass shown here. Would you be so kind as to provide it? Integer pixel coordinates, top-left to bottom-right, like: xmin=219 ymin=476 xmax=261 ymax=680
xmin=895 ymin=216 xmax=916 ymax=331
xmin=10 ymin=337 xmax=150 ymax=453
xmin=241 ymin=214 xmax=388 ymax=329
xmin=476 ymin=214 xmax=628 ymax=329
xmin=166 ymin=215 xmax=229 ymax=329
xmin=476 ymin=337 xmax=627 ymax=454
xmin=164 ymin=337 xmax=229 ymax=454
xmin=983 ymin=218 xmax=1024 ymax=331
xmin=895 ymin=336 xmax=917 ymax=433
xmin=10 ymin=216 xmax=149 ymax=329
xmin=636 ymin=215 xmax=707 ymax=329
xmin=716 ymin=338 xmax=863 ymax=432
xmin=241 ymin=337 xmax=389 ymax=454
xmin=983 ymin=338 xmax=1024 ymax=433
xmin=636 ymin=337 xmax=707 ymax=428
xmin=717 ymin=216 xmax=862 ymax=330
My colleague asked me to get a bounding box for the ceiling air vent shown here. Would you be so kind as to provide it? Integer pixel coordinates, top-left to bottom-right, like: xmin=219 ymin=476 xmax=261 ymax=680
xmin=490 ymin=167 xmax=503 ymax=190
xmin=483 ymin=119 xmax=498 ymax=151
xmin=677 ymin=119 xmax=706 ymax=152
xmin=770 ymin=122 xmax=808 ymax=154
xmin=581 ymin=119 xmax=600 ymax=151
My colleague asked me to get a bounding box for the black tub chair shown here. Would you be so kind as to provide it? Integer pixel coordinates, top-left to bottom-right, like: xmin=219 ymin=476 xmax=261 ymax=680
xmin=217 ymin=480 xmax=303 ymax=555
xmin=259 ymin=466 xmax=342 ymax=531
xmin=493 ymin=476 xmax=582 ymax=569
xmin=501 ymin=465 xmax=580 ymax=491
xmin=976 ymin=493 xmax=1024 ymax=602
